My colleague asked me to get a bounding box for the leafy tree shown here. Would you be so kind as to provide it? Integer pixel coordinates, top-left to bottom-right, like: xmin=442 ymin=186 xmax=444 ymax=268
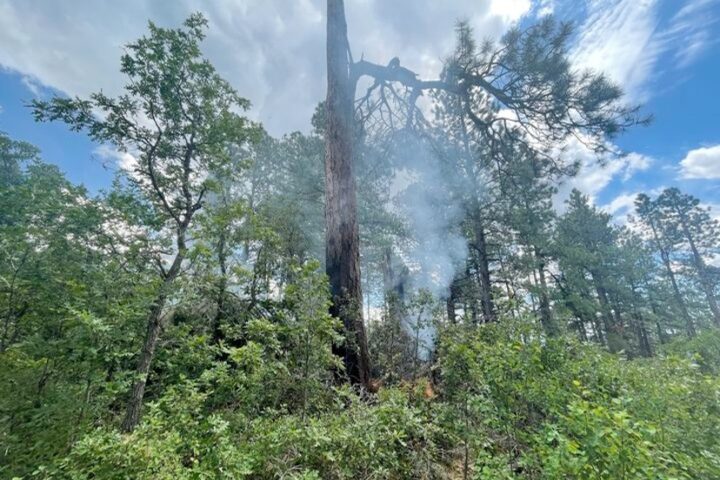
xmin=32 ymin=13 xmax=258 ymax=431
xmin=556 ymin=190 xmax=622 ymax=349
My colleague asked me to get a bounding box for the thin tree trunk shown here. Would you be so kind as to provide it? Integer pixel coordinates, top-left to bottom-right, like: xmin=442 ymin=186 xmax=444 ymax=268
xmin=534 ymin=248 xmax=556 ymax=335
xmin=121 ymin=229 xmax=186 ymax=433
xmin=646 ymin=215 xmax=695 ymax=336
xmin=662 ymin=251 xmax=696 ymax=336
xmin=591 ymin=272 xmax=614 ymax=347
xmin=212 ymin=228 xmax=228 ymax=344
xmin=325 ymin=0 xmax=370 ymax=387
xmin=647 ymin=298 xmax=668 ymax=344
xmin=628 ymin=282 xmax=652 ymax=357
xmin=675 ymin=209 xmax=720 ymax=326
xmin=472 ymin=217 xmax=496 ymax=322
xmin=468 ymin=264 xmax=480 ymax=325
xmin=446 ymin=279 xmax=458 ymax=324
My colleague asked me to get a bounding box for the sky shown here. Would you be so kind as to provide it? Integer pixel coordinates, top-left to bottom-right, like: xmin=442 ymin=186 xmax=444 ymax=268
xmin=0 ymin=0 xmax=718 ymax=222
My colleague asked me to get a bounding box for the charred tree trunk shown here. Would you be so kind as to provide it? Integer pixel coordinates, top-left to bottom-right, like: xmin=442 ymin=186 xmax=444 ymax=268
xmin=325 ymin=0 xmax=370 ymax=387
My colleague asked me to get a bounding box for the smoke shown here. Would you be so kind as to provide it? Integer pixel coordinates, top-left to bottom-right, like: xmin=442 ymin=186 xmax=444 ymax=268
xmin=391 ymin=132 xmax=469 ymax=299
xmin=385 ymin=130 xmax=471 ymax=354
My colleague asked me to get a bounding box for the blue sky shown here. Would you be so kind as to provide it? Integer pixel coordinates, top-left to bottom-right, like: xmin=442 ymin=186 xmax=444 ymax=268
xmin=0 ymin=0 xmax=718 ymax=219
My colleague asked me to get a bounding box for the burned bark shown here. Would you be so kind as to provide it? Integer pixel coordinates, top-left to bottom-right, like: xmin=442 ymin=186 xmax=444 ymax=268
xmin=325 ymin=0 xmax=370 ymax=387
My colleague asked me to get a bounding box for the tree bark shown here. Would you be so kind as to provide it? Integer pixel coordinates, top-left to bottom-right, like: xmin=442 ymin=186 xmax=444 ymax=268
xmin=325 ymin=0 xmax=370 ymax=387
xmin=590 ymin=272 xmax=615 ymax=347
xmin=646 ymin=215 xmax=695 ymax=336
xmin=121 ymin=228 xmax=186 ymax=433
xmin=534 ymin=248 xmax=556 ymax=336
xmin=472 ymin=217 xmax=496 ymax=322
xmin=212 ymin=228 xmax=228 ymax=344
xmin=674 ymin=207 xmax=720 ymax=327
xmin=446 ymin=278 xmax=458 ymax=324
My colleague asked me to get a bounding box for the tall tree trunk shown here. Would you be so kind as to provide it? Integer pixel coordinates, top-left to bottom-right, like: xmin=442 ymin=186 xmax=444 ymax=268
xmin=212 ymin=228 xmax=228 ymax=344
xmin=661 ymin=250 xmax=696 ymax=337
xmin=382 ymin=247 xmax=405 ymax=332
xmin=629 ymin=282 xmax=652 ymax=357
xmin=121 ymin=228 xmax=187 ymax=433
xmin=325 ymin=0 xmax=370 ymax=387
xmin=446 ymin=278 xmax=458 ymax=324
xmin=646 ymin=216 xmax=695 ymax=336
xmin=590 ymin=272 xmax=614 ymax=348
xmin=675 ymin=209 xmax=720 ymax=327
xmin=472 ymin=217 xmax=496 ymax=322
xmin=648 ymin=300 xmax=668 ymax=344
xmin=630 ymin=307 xmax=652 ymax=357
xmin=534 ymin=248 xmax=556 ymax=336
xmin=468 ymin=264 xmax=480 ymax=325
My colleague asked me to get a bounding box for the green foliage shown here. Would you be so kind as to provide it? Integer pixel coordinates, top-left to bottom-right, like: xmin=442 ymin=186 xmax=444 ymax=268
xmin=436 ymin=318 xmax=720 ymax=479
xmin=661 ymin=329 xmax=720 ymax=374
xmin=47 ymin=384 xmax=447 ymax=480
xmin=3 ymin=9 xmax=720 ymax=480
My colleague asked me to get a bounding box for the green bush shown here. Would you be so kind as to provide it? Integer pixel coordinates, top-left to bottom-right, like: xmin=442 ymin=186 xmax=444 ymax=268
xmin=10 ymin=315 xmax=720 ymax=479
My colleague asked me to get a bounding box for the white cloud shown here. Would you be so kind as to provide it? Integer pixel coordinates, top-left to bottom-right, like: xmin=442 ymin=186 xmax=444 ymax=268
xmin=570 ymin=0 xmax=716 ymax=102
xmin=489 ymin=0 xmax=532 ymax=22
xmin=667 ymin=0 xmax=718 ymax=68
xmin=571 ymin=0 xmax=660 ymax=101
xmin=602 ymin=192 xmax=638 ymax=225
xmin=0 ymin=0 xmax=528 ymax=136
xmin=679 ymin=144 xmax=720 ymax=179
xmin=553 ymin=138 xmax=653 ymax=210
xmin=537 ymin=0 xmax=555 ymax=16
xmin=604 ymin=192 xmax=637 ymax=216
xmin=623 ymin=152 xmax=653 ymax=181
xmin=93 ymin=144 xmax=137 ymax=172
xmin=21 ymin=75 xmax=42 ymax=96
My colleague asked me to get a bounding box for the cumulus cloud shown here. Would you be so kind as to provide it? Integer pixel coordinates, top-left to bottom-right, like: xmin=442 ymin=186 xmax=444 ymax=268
xmin=93 ymin=144 xmax=138 ymax=172
xmin=604 ymin=192 xmax=638 ymax=216
xmin=679 ymin=144 xmax=720 ymax=179
xmin=553 ymin=138 xmax=653 ymax=210
xmin=602 ymin=192 xmax=639 ymax=225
